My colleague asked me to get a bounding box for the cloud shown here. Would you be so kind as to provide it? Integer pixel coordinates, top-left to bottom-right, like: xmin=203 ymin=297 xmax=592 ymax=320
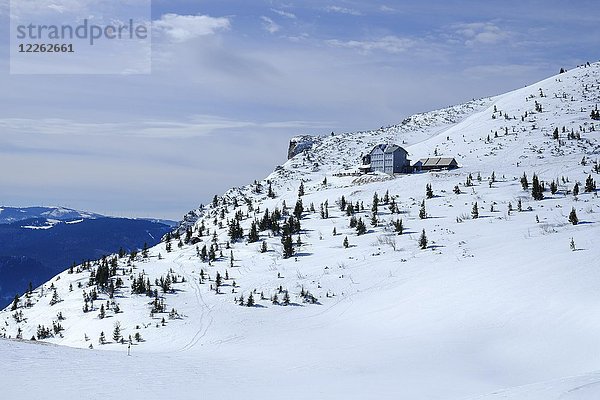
xmin=324 ymin=5 xmax=362 ymax=16
xmin=452 ymin=22 xmax=510 ymax=46
xmin=379 ymin=5 xmax=397 ymax=13
xmin=0 ymin=116 xmax=327 ymax=139
xmin=261 ymin=16 xmax=281 ymax=34
xmin=327 ymin=35 xmax=415 ymax=54
xmin=153 ymin=14 xmax=230 ymax=42
xmin=271 ymin=9 xmax=296 ymax=19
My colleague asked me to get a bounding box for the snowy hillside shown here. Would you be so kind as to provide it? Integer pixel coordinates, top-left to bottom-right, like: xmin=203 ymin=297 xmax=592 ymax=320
xmin=2 ymin=62 xmax=600 ymax=399
xmin=0 ymin=206 xmax=103 ymax=224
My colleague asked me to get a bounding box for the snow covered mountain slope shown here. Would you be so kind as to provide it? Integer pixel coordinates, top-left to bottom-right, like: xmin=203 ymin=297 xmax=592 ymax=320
xmin=2 ymin=62 xmax=600 ymax=399
xmin=0 ymin=207 xmax=176 ymax=308
xmin=0 ymin=206 xmax=103 ymax=224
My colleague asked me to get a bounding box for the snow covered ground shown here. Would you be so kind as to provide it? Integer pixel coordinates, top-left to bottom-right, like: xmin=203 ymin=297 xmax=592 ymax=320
xmin=2 ymin=63 xmax=600 ymax=399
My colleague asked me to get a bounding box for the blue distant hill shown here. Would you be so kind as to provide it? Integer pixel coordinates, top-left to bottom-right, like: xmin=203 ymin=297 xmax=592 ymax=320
xmin=0 ymin=207 xmax=176 ymax=308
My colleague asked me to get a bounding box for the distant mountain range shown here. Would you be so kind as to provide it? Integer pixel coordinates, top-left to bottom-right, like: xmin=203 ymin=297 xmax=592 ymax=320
xmin=0 ymin=206 xmax=176 ymax=307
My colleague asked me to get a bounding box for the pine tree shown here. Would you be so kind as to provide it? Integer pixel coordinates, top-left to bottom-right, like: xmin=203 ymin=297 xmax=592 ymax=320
xmin=298 ymin=182 xmax=305 ymax=197
xmin=246 ymin=293 xmax=254 ymax=307
xmin=453 ymin=185 xmax=461 ymax=194
xmin=569 ymin=208 xmax=578 ymax=225
xmin=294 ymin=198 xmax=304 ymax=220
xmin=49 ymin=288 xmax=60 ymax=306
xmin=268 ymin=183 xmax=275 ymax=198
xmin=112 ymin=322 xmax=121 ymax=342
xmin=248 ymin=221 xmax=259 ymax=243
xmin=531 ymin=174 xmax=544 ymax=200
xmin=282 ymin=234 xmax=294 ymax=259
xmin=349 ymin=215 xmax=357 ymax=228
xmin=426 ymin=183 xmax=433 ymax=199
xmin=356 ymin=218 xmax=367 ymax=235
xmin=282 ymin=291 xmax=290 ymax=306
xmin=393 ymin=219 xmax=403 ymax=235
xmin=570 ymin=237 xmax=576 ymax=251
xmin=521 ymin=172 xmax=529 ymax=190
xmin=419 ymin=200 xmax=426 ymax=219
xmin=573 ymin=182 xmax=580 ymax=196
xmin=419 ymin=229 xmax=428 ymax=250
xmin=99 ymin=304 xmax=105 ymax=319
xmin=10 ymin=294 xmax=19 ymax=311
xmin=260 ymin=240 xmax=268 ymax=253
xmin=466 ymin=173 xmax=473 ymax=187
xmin=553 ymin=127 xmax=559 ymax=140
xmin=370 ymin=213 xmax=378 ymax=227
xmin=343 ymin=236 xmax=349 ymax=248
xmin=99 ymin=331 xmax=106 ymax=345
xmin=471 ymin=202 xmax=479 ymax=219
xmin=585 ymin=174 xmax=596 ymax=192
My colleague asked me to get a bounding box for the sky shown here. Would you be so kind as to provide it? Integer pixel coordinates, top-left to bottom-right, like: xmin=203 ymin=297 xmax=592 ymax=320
xmin=0 ymin=0 xmax=598 ymax=220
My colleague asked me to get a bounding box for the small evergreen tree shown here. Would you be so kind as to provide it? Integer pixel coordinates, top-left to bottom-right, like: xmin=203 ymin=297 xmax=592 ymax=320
xmin=372 ymin=192 xmax=379 ymax=213
xmin=246 ymin=293 xmax=254 ymax=307
xmin=248 ymin=221 xmax=259 ymax=243
xmin=471 ymin=202 xmax=479 ymax=219
xmin=569 ymin=208 xmax=578 ymax=225
xmin=419 ymin=200 xmax=426 ymax=219
xmin=453 ymin=185 xmax=461 ymax=194
xmin=99 ymin=304 xmax=105 ymax=319
xmin=356 ymin=218 xmax=367 ymax=235
xmin=282 ymin=234 xmax=294 ymax=259
xmin=370 ymin=213 xmax=378 ymax=227
xmin=268 ymin=183 xmax=275 ymax=198
xmin=282 ymin=291 xmax=290 ymax=306
xmin=521 ymin=172 xmax=529 ymax=190
xmin=531 ymin=173 xmax=544 ymax=200
xmin=343 ymin=236 xmax=349 ymax=248
xmin=260 ymin=240 xmax=268 ymax=253
xmin=426 ymin=184 xmax=433 ymax=199
xmin=419 ymin=229 xmax=428 ymax=250
xmin=99 ymin=331 xmax=106 ymax=345
xmin=393 ymin=219 xmax=403 ymax=235
xmin=585 ymin=174 xmax=596 ymax=192
xmin=10 ymin=294 xmax=19 ymax=311
xmin=49 ymin=288 xmax=60 ymax=306
xmin=466 ymin=173 xmax=473 ymax=187
xmin=298 ymin=182 xmax=305 ymax=197
xmin=112 ymin=322 xmax=121 ymax=342
xmin=573 ymin=182 xmax=580 ymax=196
